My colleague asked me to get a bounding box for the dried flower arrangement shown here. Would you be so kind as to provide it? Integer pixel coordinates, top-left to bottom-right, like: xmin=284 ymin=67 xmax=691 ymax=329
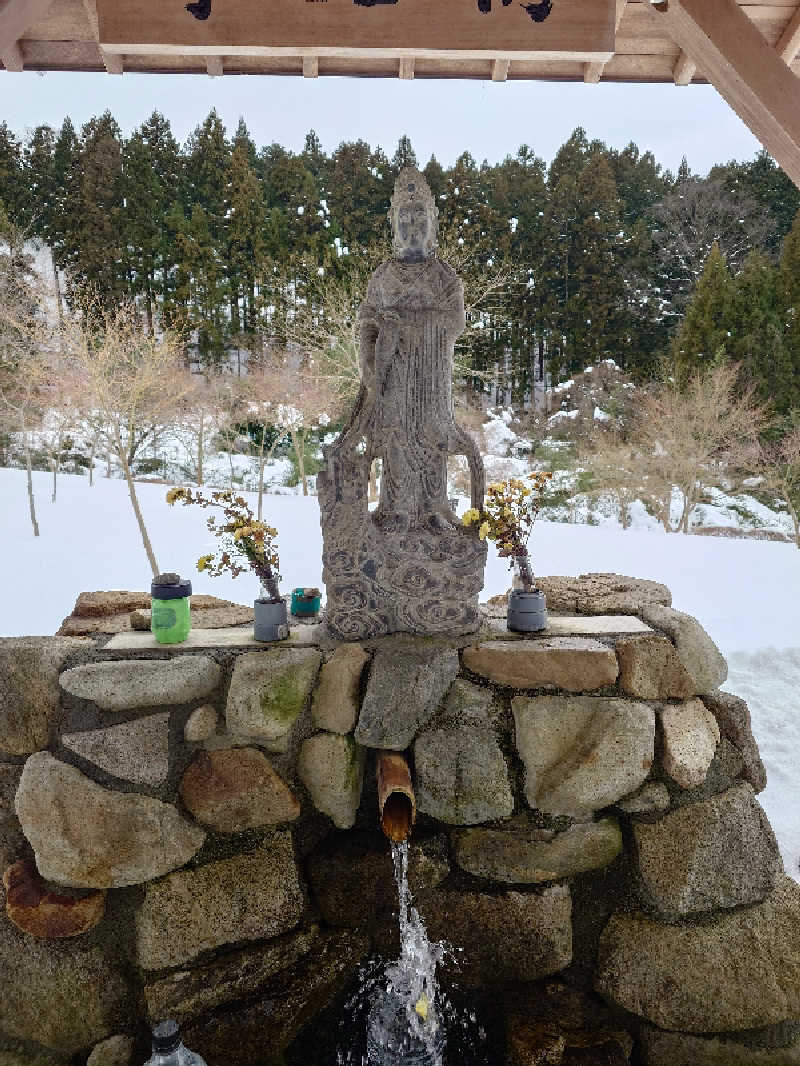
xmin=462 ymin=472 xmax=552 ymax=592
xmin=166 ymin=487 xmax=281 ymax=602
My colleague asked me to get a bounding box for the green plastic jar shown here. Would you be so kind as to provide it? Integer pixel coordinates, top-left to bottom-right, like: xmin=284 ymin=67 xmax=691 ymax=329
xmin=151 ymin=573 xmax=192 ymax=644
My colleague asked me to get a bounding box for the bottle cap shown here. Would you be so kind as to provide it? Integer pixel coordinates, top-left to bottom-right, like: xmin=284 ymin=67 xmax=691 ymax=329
xmin=151 ymin=574 xmax=192 ymax=600
xmin=152 ymin=1020 xmax=181 ymax=1055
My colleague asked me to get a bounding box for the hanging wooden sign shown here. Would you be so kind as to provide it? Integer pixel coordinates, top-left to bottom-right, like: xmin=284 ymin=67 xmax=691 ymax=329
xmin=96 ymin=0 xmax=614 ymax=61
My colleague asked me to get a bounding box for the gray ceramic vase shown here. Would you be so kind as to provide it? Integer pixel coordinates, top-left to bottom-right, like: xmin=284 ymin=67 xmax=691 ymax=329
xmin=254 ymin=598 xmax=289 ymax=642
xmin=507 ymin=589 xmax=547 ymax=633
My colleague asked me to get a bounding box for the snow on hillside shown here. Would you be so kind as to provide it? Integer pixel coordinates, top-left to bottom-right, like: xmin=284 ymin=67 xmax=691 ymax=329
xmin=1 ymin=466 xmax=798 ymax=879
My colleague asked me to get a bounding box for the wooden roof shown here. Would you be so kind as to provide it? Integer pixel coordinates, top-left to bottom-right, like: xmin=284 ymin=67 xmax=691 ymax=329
xmin=3 ymin=0 xmax=800 ymax=186
xmin=0 ymin=0 xmax=796 ymax=83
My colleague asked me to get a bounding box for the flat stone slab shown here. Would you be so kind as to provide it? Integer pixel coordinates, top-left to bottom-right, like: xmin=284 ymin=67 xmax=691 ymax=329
xmin=595 ymin=875 xmax=800 ymax=1032
xmin=104 ymin=625 xmax=323 ymax=650
xmin=60 ymin=657 xmax=221 ymax=711
xmin=144 ymin=927 xmax=319 ymax=1022
xmin=484 ymin=615 xmax=652 ymax=637
xmin=465 ymin=638 xmax=618 ymax=692
xmin=62 ymin=713 xmax=171 ymax=786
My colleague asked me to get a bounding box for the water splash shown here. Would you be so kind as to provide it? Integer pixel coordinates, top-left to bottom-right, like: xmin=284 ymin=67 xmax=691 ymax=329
xmin=335 ymin=841 xmax=489 ymax=1066
xmin=365 ymin=842 xmax=446 ymax=1065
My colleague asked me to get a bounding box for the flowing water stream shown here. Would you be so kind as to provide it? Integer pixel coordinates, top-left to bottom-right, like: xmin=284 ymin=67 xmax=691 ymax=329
xmin=336 ymin=841 xmax=489 ymax=1066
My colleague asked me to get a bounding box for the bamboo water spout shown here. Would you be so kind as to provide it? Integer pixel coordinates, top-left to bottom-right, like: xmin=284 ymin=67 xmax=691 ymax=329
xmin=377 ymin=751 xmax=416 ymax=843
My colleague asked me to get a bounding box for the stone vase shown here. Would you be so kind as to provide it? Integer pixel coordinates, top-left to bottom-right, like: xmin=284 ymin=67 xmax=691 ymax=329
xmin=253 ymin=598 xmax=289 ymax=643
xmin=507 ymin=589 xmax=547 ymax=633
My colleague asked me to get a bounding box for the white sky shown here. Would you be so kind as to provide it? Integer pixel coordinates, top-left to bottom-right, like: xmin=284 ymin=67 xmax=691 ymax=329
xmin=2 ymin=70 xmax=763 ymax=175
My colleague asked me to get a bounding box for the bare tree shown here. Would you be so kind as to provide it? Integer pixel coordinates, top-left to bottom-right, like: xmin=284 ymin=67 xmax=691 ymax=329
xmin=632 ymin=363 xmax=770 ymax=533
xmin=249 ymin=351 xmax=340 ymax=497
xmin=584 ymin=434 xmax=646 ymax=530
xmin=652 ymin=174 xmax=772 ymax=318
xmin=241 ymin=366 xmax=288 ymax=520
xmin=66 ymin=300 xmax=188 ymax=576
xmin=0 ymin=346 xmax=49 ymax=537
xmin=37 ymin=361 xmax=83 ymax=502
xmin=173 ymin=372 xmax=234 ymax=489
xmin=749 ymin=427 xmax=800 ymax=548
xmin=0 ymin=226 xmax=53 ymax=536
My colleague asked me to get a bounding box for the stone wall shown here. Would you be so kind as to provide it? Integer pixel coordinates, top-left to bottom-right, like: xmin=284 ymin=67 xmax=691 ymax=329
xmin=0 ymin=575 xmax=798 ymax=1066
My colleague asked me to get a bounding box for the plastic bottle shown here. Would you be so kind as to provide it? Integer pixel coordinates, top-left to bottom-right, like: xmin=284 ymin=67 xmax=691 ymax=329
xmin=150 ymin=573 xmax=192 ymax=644
xmin=144 ymin=1020 xmax=207 ymax=1066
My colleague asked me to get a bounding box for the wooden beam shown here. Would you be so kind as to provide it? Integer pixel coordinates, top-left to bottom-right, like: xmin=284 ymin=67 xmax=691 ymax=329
xmin=96 ymin=0 xmax=616 ymax=62
xmin=399 ymin=56 xmax=414 ymax=79
xmin=206 ymin=54 xmax=223 ymax=76
xmin=777 ymin=4 xmax=800 ymax=64
xmin=82 ymin=0 xmax=123 ymax=73
xmin=584 ymin=0 xmax=626 ymax=83
xmin=615 ymin=0 xmax=627 ymax=34
xmin=673 ymin=49 xmax=696 ymax=85
xmin=491 ymin=57 xmax=510 ymax=81
xmin=104 ymin=50 xmax=123 ymax=73
xmin=302 ymin=54 xmax=318 ymax=77
xmin=0 ymin=0 xmax=54 ymax=58
xmin=2 ymin=40 xmax=24 ymax=71
xmin=584 ymin=60 xmax=605 ymax=82
xmin=645 ymin=0 xmax=800 ymax=189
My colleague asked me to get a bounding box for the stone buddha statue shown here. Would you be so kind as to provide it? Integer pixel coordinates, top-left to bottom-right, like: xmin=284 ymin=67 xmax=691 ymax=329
xmin=317 ymin=167 xmax=486 ymax=640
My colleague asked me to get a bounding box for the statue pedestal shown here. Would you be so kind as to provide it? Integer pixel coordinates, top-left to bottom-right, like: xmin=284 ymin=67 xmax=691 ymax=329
xmin=318 ymin=457 xmax=486 ymax=641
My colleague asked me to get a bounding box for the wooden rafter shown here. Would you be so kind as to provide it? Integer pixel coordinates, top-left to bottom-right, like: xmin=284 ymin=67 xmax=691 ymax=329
xmin=582 ymin=0 xmax=626 ymax=83
xmin=0 ymin=0 xmax=55 ymax=69
xmin=777 ymin=3 xmax=800 ymax=64
xmin=673 ymin=49 xmax=696 ymax=86
xmin=2 ymin=39 xmax=23 ymax=72
xmin=82 ymin=0 xmax=124 ymax=73
xmin=644 ymin=0 xmax=800 ymax=188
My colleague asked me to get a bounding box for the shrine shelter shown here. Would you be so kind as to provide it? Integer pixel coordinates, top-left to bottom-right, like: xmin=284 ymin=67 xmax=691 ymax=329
xmin=3 ymin=0 xmax=800 ymax=189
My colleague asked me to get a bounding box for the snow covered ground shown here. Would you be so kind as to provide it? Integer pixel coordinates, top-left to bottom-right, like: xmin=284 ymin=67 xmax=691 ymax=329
xmin=1 ymin=465 xmax=798 ymax=879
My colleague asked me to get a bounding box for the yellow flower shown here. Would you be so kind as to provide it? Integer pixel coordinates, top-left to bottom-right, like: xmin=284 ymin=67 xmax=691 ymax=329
xmin=503 ymin=507 xmax=512 ymax=517
xmin=197 ymin=554 xmax=214 ymax=572
xmin=462 ymin=508 xmax=480 ymax=527
xmin=478 ymin=521 xmax=490 ymax=541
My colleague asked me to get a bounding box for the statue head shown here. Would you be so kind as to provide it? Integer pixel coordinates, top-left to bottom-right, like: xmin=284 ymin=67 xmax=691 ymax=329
xmin=389 ymin=167 xmax=438 ymax=262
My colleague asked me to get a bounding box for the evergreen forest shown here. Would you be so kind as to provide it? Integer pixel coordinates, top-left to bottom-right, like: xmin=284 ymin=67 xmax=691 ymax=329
xmin=2 ymin=108 xmax=800 ymax=429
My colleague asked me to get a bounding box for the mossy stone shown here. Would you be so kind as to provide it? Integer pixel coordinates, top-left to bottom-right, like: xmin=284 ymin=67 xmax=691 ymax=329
xmin=226 ymin=649 xmax=322 ymax=748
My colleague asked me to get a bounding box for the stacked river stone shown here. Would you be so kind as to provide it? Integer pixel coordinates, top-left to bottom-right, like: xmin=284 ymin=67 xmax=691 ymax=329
xmin=0 ymin=574 xmax=797 ymax=1066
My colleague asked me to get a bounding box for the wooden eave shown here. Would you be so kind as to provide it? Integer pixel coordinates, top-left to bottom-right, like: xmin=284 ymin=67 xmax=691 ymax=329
xmin=5 ymin=0 xmax=800 ymax=186
xmin=0 ymin=0 xmax=798 ymax=84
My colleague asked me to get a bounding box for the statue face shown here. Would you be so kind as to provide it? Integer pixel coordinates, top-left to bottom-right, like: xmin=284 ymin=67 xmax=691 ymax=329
xmin=394 ymin=199 xmax=434 ymax=261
